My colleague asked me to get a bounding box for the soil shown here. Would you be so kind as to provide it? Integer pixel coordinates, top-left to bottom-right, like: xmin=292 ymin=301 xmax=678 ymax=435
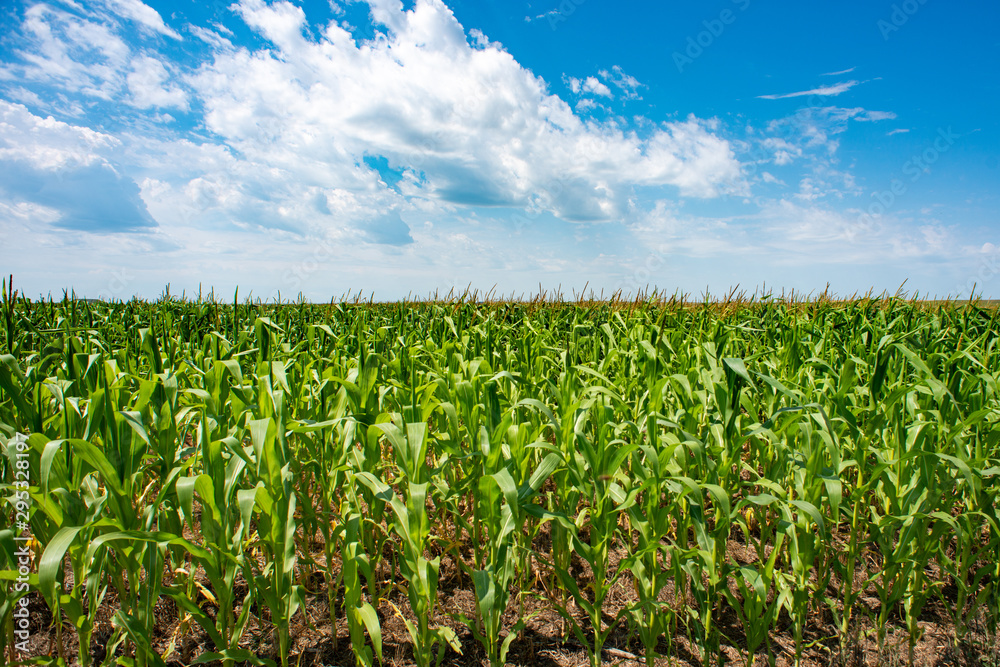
xmin=13 ymin=520 xmax=1000 ymax=667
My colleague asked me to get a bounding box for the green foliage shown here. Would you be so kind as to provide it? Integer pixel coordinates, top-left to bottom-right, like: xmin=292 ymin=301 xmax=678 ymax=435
xmin=0 ymin=293 xmax=997 ymax=666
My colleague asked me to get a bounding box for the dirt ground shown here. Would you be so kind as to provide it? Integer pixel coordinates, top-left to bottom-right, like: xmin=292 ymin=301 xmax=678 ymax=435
xmin=13 ymin=522 xmax=1000 ymax=667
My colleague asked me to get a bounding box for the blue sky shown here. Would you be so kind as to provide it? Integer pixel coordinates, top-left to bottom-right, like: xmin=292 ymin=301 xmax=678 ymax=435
xmin=0 ymin=0 xmax=997 ymax=301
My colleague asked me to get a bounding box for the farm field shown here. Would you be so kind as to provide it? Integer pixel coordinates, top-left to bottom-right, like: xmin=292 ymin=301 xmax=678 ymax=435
xmin=1 ymin=288 xmax=999 ymax=667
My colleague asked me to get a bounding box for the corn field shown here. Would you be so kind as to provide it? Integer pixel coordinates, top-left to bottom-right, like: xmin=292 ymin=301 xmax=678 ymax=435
xmin=1 ymin=281 xmax=999 ymax=666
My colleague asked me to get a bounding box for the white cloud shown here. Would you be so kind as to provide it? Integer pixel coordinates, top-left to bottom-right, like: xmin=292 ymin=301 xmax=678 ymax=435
xmin=0 ymin=0 xmax=989 ymax=300
xmin=133 ymin=134 xmax=403 ymax=244
xmin=760 ymin=200 xmax=961 ymax=264
xmin=127 ymin=56 xmax=188 ymax=109
xmin=630 ymin=197 xmax=965 ymax=274
xmin=599 ymin=65 xmax=642 ymax=100
xmin=582 ymin=76 xmax=612 ymax=97
xmin=627 ymin=200 xmax=744 ymax=259
xmin=795 ymin=177 xmax=822 ymax=201
xmin=51 ymin=0 xmax=87 ymax=12
xmin=887 ymin=128 xmax=910 ymax=136
xmin=4 ymin=0 xmax=745 ymax=233
xmin=821 ymin=67 xmax=856 ymax=76
xmin=181 ymin=0 xmax=745 ymax=226
xmin=851 ymin=109 xmax=896 ymax=122
xmin=188 ymin=24 xmax=235 ymax=50
xmin=3 ymin=86 xmax=46 ymax=108
xmin=761 ymin=137 xmax=802 ymax=165
xmin=99 ymin=0 xmax=181 ymax=39
xmin=762 ymin=106 xmax=896 ymax=161
xmin=0 ymin=100 xmax=118 ymax=169
xmin=16 ymin=4 xmax=130 ymax=100
xmin=568 ymin=67 xmax=641 ymax=100
xmin=0 ymin=199 xmax=63 ymax=226
xmin=525 ymin=10 xmax=560 ymax=24
xmin=10 ymin=2 xmax=186 ymax=110
xmin=758 ymin=80 xmax=860 ymax=100
xmin=0 ymin=101 xmax=157 ymax=231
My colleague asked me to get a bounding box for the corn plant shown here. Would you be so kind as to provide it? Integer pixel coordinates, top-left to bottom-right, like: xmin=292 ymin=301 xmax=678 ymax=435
xmin=465 ymin=425 xmax=559 ymax=667
xmin=621 ymin=378 xmax=679 ymax=666
xmin=549 ymin=395 xmax=639 ymax=667
xmin=360 ymin=419 xmax=461 ymax=667
xmin=33 ymin=437 xmax=112 ymax=667
xmin=1 ymin=292 xmax=998 ymax=667
xmin=171 ymin=437 xmax=262 ymax=665
xmin=243 ymin=412 xmax=304 ymax=667
xmin=338 ymin=506 xmax=383 ymax=667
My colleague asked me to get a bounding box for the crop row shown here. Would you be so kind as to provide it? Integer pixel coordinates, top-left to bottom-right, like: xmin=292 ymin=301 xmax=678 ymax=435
xmin=0 ymin=292 xmax=998 ymax=666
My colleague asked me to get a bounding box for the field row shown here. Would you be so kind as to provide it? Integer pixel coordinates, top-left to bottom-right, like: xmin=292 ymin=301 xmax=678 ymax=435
xmin=0 ymin=295 xmax=998 ymax=666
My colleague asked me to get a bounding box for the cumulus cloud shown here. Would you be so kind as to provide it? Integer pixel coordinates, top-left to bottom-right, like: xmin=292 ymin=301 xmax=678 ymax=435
xmin=2 ymin=0 xmax=745 ymax=242
xmin=599 ymin=65 xmax=642 ymax=99
xmin=582 ymin=76 xmax=612 ymax=97
xmin=0 ymin=0 xmax=985 ymax=300
xmin=182 ymin=0 xmax=744 ymax=226
xmin=0 ymin=100 xmax=118 ymax=168
xmin=0 ymin=101 xmax=156 ymax=231
xmin=10 ymin=1 xmax=181 ymax=108
xmin=568 ymin=68 xmax=641 ymax=100
xmin=16 ymin=4 xmax=131 ymax=100
xmin=0 ymin=160 xmax=157 ymax=231
xmin=127 ymin=55 xmax=188 ymax=109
